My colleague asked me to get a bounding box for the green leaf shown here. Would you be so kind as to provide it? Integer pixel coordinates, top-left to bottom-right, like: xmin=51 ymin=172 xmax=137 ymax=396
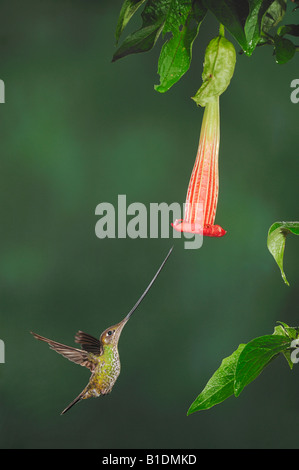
xmin=262 ymin=0 xmax=286 ymax=33
xmin=155 ymin=0 xmax=207 ymax=93
xmin=274 ymin=321 xmax=298 ymax=341
xmin=114 ymin=0 xmax=208 ymax=91
xmin=112 ymin=22 xmax=164 ymax=62
xmin=244 ymin=0 xmax=275 ymax=55
xmin=277 ymin=24 xmax=299 ymax=38
xmin=203 ymin=0 xmax=248 ymax=52
xmin=273 ymin=321 xmax=299 ymax=370
xmin=192 ymin=35 xmax=236 ymax=106
xmin=234 ymin=335 xmax=291 ymax=397
xmin=274 ymin=35 xmax=296 ymax=63
xmin=267 ymin=221 xmax=299 ymax=285
xmin=113 ymin=0 xmax=170 ymax=62
xmin=188 ymin=322 xmax=297 ymax=414
xmin=115 ymin=0 xmax=147 ymax=43
xmin=187 ymin=344 xmax=246 ymax=414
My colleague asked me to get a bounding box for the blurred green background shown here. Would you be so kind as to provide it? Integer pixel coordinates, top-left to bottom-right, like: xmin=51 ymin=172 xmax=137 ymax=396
xmin=0 ymin=0 xmax=298 ymax=449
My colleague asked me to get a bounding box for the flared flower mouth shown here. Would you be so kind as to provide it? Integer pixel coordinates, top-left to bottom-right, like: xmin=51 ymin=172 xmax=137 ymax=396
xmin=172 ymin=95 xmax=226 ymax=238
xmin=172 ymin=220 xmax=226 ymax=237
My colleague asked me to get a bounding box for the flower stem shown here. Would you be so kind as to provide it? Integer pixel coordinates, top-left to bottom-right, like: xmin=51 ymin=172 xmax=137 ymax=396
xmin=219 ymin=23 xmax=225 ymax=37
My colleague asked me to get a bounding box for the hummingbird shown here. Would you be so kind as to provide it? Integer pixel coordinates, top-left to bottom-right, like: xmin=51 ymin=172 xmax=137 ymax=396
xmin=31 ymin=247 xmax=173 ymax=415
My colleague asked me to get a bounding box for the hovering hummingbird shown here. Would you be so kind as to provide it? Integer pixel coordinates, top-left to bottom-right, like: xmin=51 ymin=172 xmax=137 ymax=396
xmin=31 ymin=247 xmax=173 ymax=415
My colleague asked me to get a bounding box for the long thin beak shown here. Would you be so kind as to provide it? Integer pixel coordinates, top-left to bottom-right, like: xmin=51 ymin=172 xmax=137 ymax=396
xmin=120 ymin=246 xmax=173 ymax=326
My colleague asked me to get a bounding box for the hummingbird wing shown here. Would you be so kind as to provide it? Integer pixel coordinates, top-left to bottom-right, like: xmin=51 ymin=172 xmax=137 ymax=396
xmin=31 ymin=332 xmax=96 ymax=371
xmin=74 ymin=330 xmax=102 ymax=355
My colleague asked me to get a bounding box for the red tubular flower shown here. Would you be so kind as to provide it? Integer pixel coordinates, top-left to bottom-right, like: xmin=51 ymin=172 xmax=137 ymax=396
xmin=172 ymin=95 xmax=226 ymax=237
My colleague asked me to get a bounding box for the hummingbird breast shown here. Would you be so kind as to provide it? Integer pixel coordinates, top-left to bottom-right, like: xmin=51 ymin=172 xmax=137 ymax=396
xmin=86 ymin=346 xmax=121 ymax=397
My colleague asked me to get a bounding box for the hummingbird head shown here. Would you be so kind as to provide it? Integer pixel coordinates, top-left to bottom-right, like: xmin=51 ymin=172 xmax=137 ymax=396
xmin=100 ymin=318 xmax=129 ymax=347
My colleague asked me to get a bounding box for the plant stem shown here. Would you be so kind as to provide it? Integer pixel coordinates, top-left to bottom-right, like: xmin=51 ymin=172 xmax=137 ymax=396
xmin=219 ymin=23 xmax=225 ymax=37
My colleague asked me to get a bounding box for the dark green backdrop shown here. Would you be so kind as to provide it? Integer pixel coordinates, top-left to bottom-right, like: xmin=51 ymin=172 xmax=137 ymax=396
xmin=0 ymin=0 xmax=298 ymax=449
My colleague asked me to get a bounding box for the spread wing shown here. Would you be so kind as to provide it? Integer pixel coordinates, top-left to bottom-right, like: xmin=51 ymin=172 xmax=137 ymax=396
xmin=31 ymin=332 xmax=96 ymax=371
xmin=74 ymin=330 xmax=102 ymax=355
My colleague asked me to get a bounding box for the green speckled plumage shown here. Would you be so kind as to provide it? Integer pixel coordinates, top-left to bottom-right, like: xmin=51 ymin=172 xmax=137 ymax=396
xmin=83 ymin=345 xmax=121 ymax=398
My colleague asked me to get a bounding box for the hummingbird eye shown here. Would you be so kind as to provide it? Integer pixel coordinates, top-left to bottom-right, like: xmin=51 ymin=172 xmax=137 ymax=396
xmin=107 ymin=330 xmax=113 ymax=336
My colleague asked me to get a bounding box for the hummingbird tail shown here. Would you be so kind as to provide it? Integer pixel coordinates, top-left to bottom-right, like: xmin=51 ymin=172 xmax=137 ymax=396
xmin=61 ymin=392 xmax=84 ymax=415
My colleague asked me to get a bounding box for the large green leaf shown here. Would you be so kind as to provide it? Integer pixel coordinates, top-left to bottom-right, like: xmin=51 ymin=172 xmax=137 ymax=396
xmin=187 ymin=344 xmax=245 ymax=414
xmin=234 ymin=335 xmax=291 ymax=397
xmin=112 ymin=23 xmax=164 ymax=62
xmin=113 ymin=0 xmax=171 ymax=62
xmin=114 ymin=0 xmax=208 ymax=90
xmin=155 ymin=0 xmax=207 ymax=93
xmin=188 ymin=322 xmax=296 ymax=414
xmin=267 ymin=221 xmax=299 ymax=285
xmin=115 ymin=0 xmax=147 ymax=43
xmin=244 ymin=0 xmax=275 ymax=55
xmin=261 ymin=0 xmax=286 ymax=34
xmin=203 ymin=0 xmax=248 ymax=52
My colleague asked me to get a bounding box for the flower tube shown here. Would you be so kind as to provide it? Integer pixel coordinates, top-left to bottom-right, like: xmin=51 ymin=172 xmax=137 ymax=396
xmin=172 ymin=33 xmax=236 ymax=238
xmin=172 ymin=95 xmax=226 ymax=237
